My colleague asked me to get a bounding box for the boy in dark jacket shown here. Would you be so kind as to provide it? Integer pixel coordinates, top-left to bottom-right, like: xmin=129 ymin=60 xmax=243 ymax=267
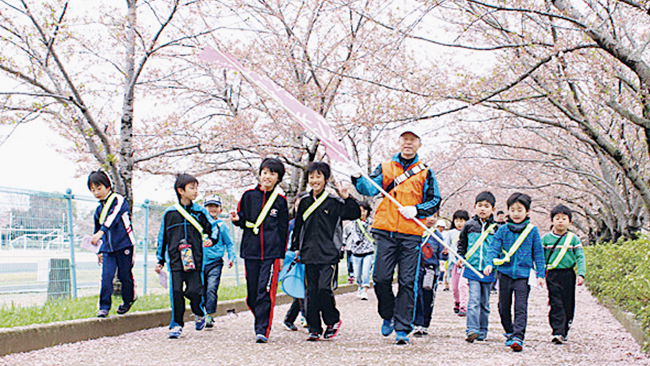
xmin=155 ymin=174 xmax=214 ymax=339
xmin=88 ymin=170 xmax=136 ymax=318
xmin=291 ymin=162 xmax=360 ymax=341
xmin=230 ymin=158 xmax=289 ymax=343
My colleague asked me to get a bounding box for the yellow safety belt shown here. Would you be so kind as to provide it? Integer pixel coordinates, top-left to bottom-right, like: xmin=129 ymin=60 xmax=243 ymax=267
xmin=302 ymin=192 xmax=329 ymax=221
xmin=493 ymin=223 xmax=534 ymax=266
xmin=465 ymin=223 xmax=497 ymax=259
xmin=174 ymin=203 xmax=208 ymax=240
xmin=99 ymin=193 xmax=117 ymax=225
xmin=356 ymin=219 xmax=375 ymax=243
xmin=245 ymin=188 xmax=279 ymax=235
xmin=547 ymin=232 xmax=575 ymax=270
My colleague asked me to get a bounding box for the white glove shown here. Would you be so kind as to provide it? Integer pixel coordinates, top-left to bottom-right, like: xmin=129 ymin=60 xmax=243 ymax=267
xmin=347 ymin=162 xmax=363 ymax=179
xmin=398 ymin=205 xmax=418 ymax=219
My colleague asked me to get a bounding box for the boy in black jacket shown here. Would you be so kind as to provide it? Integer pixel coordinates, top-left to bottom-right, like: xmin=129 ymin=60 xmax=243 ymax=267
xmin=291 ymin=162 xmax=361 ymax=341
xmin=230 ymin=158 xmax=289 ymax=343
xmin=155 ymin=174 xmax=214 ymax=339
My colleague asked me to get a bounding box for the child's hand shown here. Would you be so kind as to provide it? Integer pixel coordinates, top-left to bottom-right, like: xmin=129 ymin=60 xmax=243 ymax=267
xmin=155 ymin=263 xmax=163 ymax=274
xmin=442 ymin=248 xmax=448 ymax=255
xmin=294 ymin=250 xmax=300 ymax=262
xmin=97 ymin=253 xmax=103 ymax=265
xmin=229 ymin=210 xmax=239 ymax=222
xmin=338 ymin=181 xmax=349 ymax=199
xmin=537 ymin=277 xmax=546 ymax=288
xmin=577 ymin=275 xmax=585 ymax=286
xmin=227 ymin=260 xmax=234 ymax=268
xmin=483 ymin=265 xmax=493 ymax=276
xmin=203 ymin=239 xmax=213 ymax=247
xmin=91 ymin=231 xmax=103 ymax=245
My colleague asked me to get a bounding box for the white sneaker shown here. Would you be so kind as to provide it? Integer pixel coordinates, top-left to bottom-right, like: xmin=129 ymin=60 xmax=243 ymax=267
xmin=360 ymin=288 xmax=369 ymax=300
xmin=551 ymin=335 xmax=564 ymax=344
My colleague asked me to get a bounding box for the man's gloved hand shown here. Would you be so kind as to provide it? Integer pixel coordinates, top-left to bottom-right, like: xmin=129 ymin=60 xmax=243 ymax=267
xmin=347 ymin=162 xmax=363 ymax=178
xmin=398 ymin=205 xmax=418 ymax=219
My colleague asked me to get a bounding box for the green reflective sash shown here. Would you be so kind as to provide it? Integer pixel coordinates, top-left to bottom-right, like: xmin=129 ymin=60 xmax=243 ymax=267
xmin=302 ymin=192 xmax=329 ymax=221
xmin=466 ymin=223 xmax=497 ymax=259
xmin=99 ymin=193 xmax=117 ymax=225
xmin=245 ymin=188 xmax=279 ymax=235
xmin=174 ymin=203 xmax=207 ymax=240
xmin=493 ymin=224 xmax=534 ymax=266
xmin=547 ymin=232 xmax=575 ymax=270
xmin=356 ymin=219 xmax=375 ymax=244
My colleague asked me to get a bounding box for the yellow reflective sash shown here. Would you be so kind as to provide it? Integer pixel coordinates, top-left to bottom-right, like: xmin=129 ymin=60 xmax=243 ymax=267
xmin=493 ymin=224 xmax=534 ymax=266
xmin=547 ymin=232 xmax=575 ymax=270
xmin=245 ymin=188 xmax=279 ymax=235
xmin=356 ymin=219 xmax=375 ymax=244
xmin=302 ymin=191 xmax=329 ymax=221
xmin=466 ymin=223 xmax=497 ymax=259
xmin=174 ymin=203 xmax=207 ymax=240
xmin=99 ymin=193 xmax=117 ymax=225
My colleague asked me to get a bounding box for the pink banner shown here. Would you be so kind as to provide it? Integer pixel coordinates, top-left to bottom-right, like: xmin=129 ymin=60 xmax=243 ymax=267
xmin=198 ymin=46 xmax=349 ymax=162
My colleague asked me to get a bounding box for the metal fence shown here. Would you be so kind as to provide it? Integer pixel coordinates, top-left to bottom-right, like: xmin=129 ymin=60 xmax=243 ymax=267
xmin=0 ymin=186 xmax=244 ymax=308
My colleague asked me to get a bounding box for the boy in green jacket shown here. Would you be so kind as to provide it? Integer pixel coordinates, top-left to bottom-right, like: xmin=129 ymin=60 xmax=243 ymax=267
xmin=542 ymin=204 xmax=586 ymax=345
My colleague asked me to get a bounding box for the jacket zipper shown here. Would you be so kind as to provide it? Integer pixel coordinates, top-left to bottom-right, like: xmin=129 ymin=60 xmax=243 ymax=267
xmin=260 ymin=189 xmax=266 ymax=260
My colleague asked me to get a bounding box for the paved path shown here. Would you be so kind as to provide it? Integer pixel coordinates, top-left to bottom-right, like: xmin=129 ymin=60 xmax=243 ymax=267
xmin=1 ymin=285 xmax=648 ymax=365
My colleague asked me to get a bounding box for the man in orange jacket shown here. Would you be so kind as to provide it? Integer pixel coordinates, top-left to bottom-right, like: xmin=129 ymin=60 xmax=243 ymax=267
xmin=352 ymin=129 xmax=441 ymax=345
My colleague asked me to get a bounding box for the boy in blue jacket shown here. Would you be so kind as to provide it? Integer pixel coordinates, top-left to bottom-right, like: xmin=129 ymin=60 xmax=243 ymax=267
xmin=155 ymin=174 xmax=214 ymax=339
xmin=484 ymin=192 xmax=545 ymax=352
xmin=203 ymin=194 xmax=236 ymax=328
xmin=230 ymin=158 xmax=289 ymax=343
xmin=88 ymin=170 xmax=136 ymax=318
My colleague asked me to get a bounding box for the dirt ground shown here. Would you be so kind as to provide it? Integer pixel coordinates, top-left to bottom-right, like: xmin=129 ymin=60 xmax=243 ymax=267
xmin=1 ymin=284 xmax=648 ymax=366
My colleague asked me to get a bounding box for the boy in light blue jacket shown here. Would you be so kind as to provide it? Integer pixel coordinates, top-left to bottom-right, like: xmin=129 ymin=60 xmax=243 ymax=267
xmin=203 ymin=194 xmax=236 ymax=328
xmin=484 ymin=192 xmax=545 ymax=353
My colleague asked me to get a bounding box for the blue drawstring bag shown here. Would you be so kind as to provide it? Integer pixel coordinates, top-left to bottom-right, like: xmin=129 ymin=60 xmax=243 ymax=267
xmin=279 ymin=251 xmax=305 ymax=299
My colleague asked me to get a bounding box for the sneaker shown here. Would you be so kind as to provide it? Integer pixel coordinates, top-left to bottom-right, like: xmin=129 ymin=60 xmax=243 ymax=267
xmin=412 ymin=326 xmax=423 ymax=337
xmin=466 ymin=332 xmax=479 ymax=343
xmin=168 ymin=326 xmax=182 ymax=339
xmin=458 ymin=309 xmax=467 ymax=317
xmin=395 ymin=331 xmax=410 ymax=345
xmin=552 ymin=335 xmax=564 ymax=344
xmin=562 ymin=335 xmax=568 ymax=343
xmin=504 ymin=333 xmax=514 ymax=346
xmin=195 ymin=315 xmax=206 ymax=331
xmin=116 ymin=297 xmax=137 ymax=315
xmin=359 ymin=288 xmax=369 ymax=301
xmin=97 ymin=309 xmax=109 ymax=318
xmin=381 ymin=319 xmax=394 ymax=337
xmin=421 ymin=327 xmax=428 ymax=336
xmin=511 ymin=339 xmax=523 ymax=352
xmin=255 ymin=334 xmax=268 ymax=343
xmin=283 ymin=321 xmax=298 ymax=331
xmin=324 ymin=320 xmax=342 ymax=339
xmin=206 ymin=314 xmax=214 ymax=328
xmin=443 ymin=287 xmax=450 ymax=291
xmin=453 ymin=302 xmax=460 ymax=314
xmin=307 ymin=332 xmax=320 ymax=341
xmin=348 ymin=276 xmax=355 ymax=284
xmin=477 ymin=335 xmax=486 ymax=341
xmin=299 ymin=317 xmax=308 ymax=328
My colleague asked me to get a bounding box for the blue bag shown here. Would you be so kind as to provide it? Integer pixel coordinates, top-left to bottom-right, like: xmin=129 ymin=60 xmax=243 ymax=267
xmin=279 ymin=251 xmax=305 ymax=299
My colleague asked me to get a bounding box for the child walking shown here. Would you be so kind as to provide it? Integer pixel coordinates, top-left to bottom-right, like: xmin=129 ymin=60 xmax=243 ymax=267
xmin=343 ymin=201 xmax=375 ymax=301
xmin=457 ymin=191 xmax=499 ymax=343
xmin=230 ymin=158 xmax=289 ymax=343
xmin=542 ymin=204 xmax=586 ymax=344
xmin=203 ymin=194 xmax=236 ymax=328
xmin=448 ymin=210 xmax=469 ymax=315
xmin=88 ymin=170 xmax=136 ymax=318
xmin=155 ymin=173 xmax=214 ymax=339
xmin=291 ymin=162 xmax=360 ymax=341
xmin=484 ymin=192 xmax=545 ymax=352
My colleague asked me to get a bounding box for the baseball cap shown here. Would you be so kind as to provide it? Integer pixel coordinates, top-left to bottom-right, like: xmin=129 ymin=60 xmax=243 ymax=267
xmin=204 ymin=194 xmax=222 ymax=206
xmin=435 ymin=219 xmax=447 ymax=229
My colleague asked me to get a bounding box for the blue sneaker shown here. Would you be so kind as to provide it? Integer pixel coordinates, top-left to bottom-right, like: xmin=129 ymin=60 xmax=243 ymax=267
xmin=511 ymin=338 xmax=523 ymax=352
xmin=395 ymin=331 xmax=409 ymax=345
xmin=504 ymin=333 xmax=514 ymax=346
xmin=168 ymin=326 xmax=182 ymax=339
xmin=255 ymin=334 xmax=268 ymax=343
xmin=381 ymin=319 xmax=394 ymax=337
xmin=195 ymin=315 xmax=206 ymax=331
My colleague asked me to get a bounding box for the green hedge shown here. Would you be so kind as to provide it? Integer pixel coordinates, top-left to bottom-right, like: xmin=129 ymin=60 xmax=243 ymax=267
xmin=585 ymin=236 xmax=650 ymax=352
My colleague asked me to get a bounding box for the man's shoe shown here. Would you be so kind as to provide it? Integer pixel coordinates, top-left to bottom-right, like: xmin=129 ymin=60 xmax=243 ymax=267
xmin=116 ymin=297 xmax=137 ymax=315
xmin=324 ymin=320 xmax=342 ymax=339
xmin=511 ymin=339 xmax=523 ymax=352
xmin=381 ymin=319 xmax=394 ymax=337
xmin=255 ymin=334 xmax=268 ymax=343
xmin=283 ymin=321 xmax=298 ymax=331
xmin=307 ymin=332 xmax=320 ymax=341
xmin=552 ymin=335 xmax=564 ymax=344
xmin=395 ymin=331 xmax=409 ymax=345
xmin=412 ymin=326 xmax=423 ymax=337
xmin=195 ymin=315 xmax=206 ymax=331
xmin=97 ymin=309 xmax=109 ymax=318
xmin=465 ymin=332 xmax=479 ymax=343
xmin=168 ymin=326 xmax=182 ymax=339
xmin=206 ymin=314 xmax=214 ymax=328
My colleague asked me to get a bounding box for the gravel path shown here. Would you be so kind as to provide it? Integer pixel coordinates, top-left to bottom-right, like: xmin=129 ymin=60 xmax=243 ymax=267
xmin=1 ymin=285 xmax=648 ymax=365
